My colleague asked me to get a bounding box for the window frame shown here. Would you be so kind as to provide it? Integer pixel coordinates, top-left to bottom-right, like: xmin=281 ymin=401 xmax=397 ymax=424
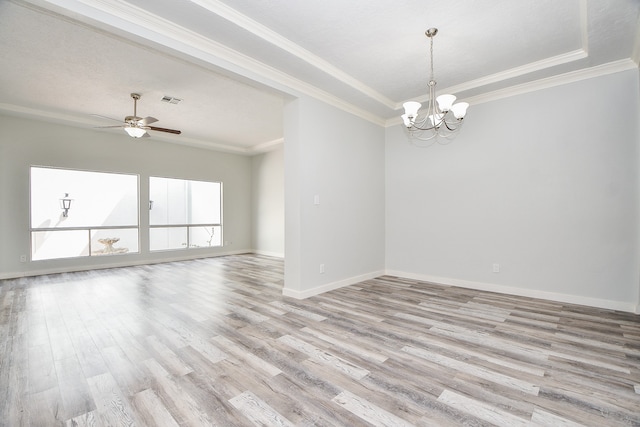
xmin=29 ymin=165 xmax=140 ymax=261
xmin=148 ymin=176 xmax=223 ymax=252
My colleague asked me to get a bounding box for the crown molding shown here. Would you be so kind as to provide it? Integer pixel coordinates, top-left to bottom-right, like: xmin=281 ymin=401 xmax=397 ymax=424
xmin=18 ymin=0 xmax=635 ymax=134
xmin=0 ymin=103 xmax=91 ymax=125
xmin=188 ymin=0 xmax=396 ymax=109
xmin=632 ymin=13 xmax=640 ymax=66
xmin=402 ymin=0 xmax=589 ymax=108
xmin=185 ymin=0 xmax=592 ymax=115
xmin=0 ymin=101 xmax=287 ymax=155
xmin=24 ymin=0 xmax=386 ymax=127
xmin=386 ymin=59 xmax=638 ymax=127
xmin=404 ymin=49 xmax=588 ymax=109
xmin=0 ymin=102 xmax=262 ymax=154
xmin=248 ymin=138 xmax=285 ymax=154
xmin=189 ymin=0 xmax=593 ymax=116
xmin=155 ymin=134 xmax=251 ymax=154
xmin=27 ymin=0 xmax=596 ymax=130
xmin=465 ymin=59 xmax=637 ymax=106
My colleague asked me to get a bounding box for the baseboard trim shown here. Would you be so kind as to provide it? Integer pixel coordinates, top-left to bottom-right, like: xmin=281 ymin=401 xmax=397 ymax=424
xmin=385 ymin=270 xmax=638 ymax=313
xmin=0 ymin=249 xmax=251 ymax=280
xmin=252 ymin=249 xmax=284 ymax=258
xmin=282 ymin=270 xmax=384 ymax=299
xmin=4 ymin=258 xmax=637 ymax=314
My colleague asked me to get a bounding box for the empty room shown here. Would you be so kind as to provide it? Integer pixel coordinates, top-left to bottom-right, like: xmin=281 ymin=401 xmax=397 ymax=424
xmin=0 ymin=0 xmax=639 ymax=425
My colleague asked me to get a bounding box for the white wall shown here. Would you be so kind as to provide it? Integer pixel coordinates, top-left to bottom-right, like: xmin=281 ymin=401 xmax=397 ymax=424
xmin=0 ymin=115 xmax=252 ymax=278
xmin=4 ymin=72 xmax=638 ymax=313
xmin=251 ymin=146 xmax=285 ymax=257
xmin=385 ymin=69 xmax=640 ymax=312
xmin=284 ymin=96 xmax=386 ymax=298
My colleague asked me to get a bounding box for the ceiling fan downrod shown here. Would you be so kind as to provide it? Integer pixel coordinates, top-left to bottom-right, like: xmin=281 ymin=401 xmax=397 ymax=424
xmin=126 ymin=93 xmax=141 ymax=124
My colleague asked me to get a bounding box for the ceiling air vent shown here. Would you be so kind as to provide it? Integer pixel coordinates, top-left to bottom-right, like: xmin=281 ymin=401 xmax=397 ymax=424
xmin=161 ymin=95 xmax=182 ymax=104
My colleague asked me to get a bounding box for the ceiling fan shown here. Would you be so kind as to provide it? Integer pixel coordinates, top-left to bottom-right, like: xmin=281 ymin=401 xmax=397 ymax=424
xmin=94 ymin=93 xmax=181 ymax=138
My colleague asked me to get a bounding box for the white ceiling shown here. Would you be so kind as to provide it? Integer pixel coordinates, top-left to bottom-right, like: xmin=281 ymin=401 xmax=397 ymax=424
xmin=1 ymin=0 xmax=638 ymax=154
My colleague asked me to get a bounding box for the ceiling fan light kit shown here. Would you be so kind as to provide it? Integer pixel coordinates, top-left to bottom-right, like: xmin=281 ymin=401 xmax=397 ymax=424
xmin=124 ymin=125 xmax=148 ymax=138
xmin=401 ymin=28 xmax=469 ymax=146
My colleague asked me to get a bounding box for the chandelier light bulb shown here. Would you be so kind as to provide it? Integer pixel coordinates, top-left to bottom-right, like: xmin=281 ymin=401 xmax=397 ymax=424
xmin=436 ymin=94 xmax=456 ymax=112
xmin=450 ymin=102 xmax=469 ymax=119
xmin=402 ymin=101 xmax=421 ymax=119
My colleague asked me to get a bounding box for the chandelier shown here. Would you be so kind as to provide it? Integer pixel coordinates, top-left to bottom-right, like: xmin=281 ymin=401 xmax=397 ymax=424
xmin=401 ymin=28 xmax=469 ymax=146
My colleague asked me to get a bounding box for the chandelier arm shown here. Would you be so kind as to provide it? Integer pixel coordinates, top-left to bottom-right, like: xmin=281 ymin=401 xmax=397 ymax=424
xmin=442 ymin=120 xmax=459 ymax=131
xmin=409 ymin=122 xmax=436 ymax=132
xmin=410 ymin=133 xmax=439 ymax=145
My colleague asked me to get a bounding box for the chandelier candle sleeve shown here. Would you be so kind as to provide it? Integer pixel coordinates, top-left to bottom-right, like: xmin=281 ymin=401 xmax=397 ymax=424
xmin=401 ymin=28 xmax=469 ymax=145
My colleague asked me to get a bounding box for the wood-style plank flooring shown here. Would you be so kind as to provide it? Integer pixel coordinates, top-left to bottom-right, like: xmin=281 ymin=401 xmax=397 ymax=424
xmin=1 ymin=254 xmax=639 ymax=426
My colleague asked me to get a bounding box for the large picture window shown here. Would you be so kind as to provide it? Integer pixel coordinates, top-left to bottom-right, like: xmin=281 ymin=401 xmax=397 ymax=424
xmin=149 ymin=177 xmax=222 ymax=251
xmin=30 ymin=167 xmax=139 ymax=260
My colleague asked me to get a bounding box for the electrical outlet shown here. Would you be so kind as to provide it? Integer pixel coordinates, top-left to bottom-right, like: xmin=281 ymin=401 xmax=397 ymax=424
xmin=319 ymin=263 xmax=325 ymax=274
xmin=20 ymin=254 xmax=26 ymax=263
xmin=492 ymin=263 xmax=500 ymax=273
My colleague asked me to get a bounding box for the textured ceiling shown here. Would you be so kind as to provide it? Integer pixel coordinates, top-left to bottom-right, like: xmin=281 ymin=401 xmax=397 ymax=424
xmin=0 ymin=0 xmax=638 ymax=154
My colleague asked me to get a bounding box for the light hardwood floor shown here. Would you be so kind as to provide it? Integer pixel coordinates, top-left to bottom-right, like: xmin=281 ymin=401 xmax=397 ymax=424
xmin=1 ymin=254 xmax=639 ymax=426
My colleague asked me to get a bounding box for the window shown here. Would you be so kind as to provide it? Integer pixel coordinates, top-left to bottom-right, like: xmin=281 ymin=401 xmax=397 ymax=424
xmin=30 ymin=167 xmax=139 ymax=260
xmin=149 ymin=177 xmax=222 ymax=251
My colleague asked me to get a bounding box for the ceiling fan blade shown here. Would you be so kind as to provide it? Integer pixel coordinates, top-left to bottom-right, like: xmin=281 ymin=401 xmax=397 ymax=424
xmin=94 ymin=125 xmax=124 ymax=129
xmin=90 ymin=114 xmax=123 ymax=123
xmin=148 ymin=126 xmax=181 ymax=135
xmin=140 ymin=116 xmax=158 ymax=125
